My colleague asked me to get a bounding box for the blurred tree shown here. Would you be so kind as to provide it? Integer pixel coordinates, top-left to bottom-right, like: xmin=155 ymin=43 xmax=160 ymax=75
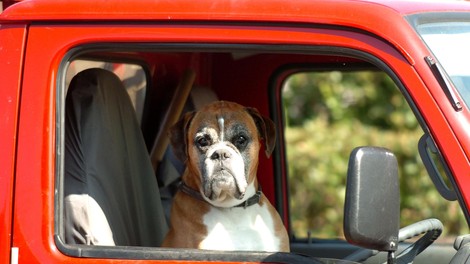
xmin=284 ymin=70 xmax=468 ymax=240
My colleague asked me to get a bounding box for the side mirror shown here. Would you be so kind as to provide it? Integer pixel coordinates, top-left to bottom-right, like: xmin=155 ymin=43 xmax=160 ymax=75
xmin=344 ymin=147 xmax=400 ymax=253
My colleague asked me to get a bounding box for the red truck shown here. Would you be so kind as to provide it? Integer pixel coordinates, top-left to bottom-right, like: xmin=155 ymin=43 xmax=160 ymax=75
xmin=2 ymin=0 xmax=470 ymax=263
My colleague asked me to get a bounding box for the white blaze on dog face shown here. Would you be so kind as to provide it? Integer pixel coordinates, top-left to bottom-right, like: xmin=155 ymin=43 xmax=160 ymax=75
xmin=186 ymin=102 xmax=261 ymax=207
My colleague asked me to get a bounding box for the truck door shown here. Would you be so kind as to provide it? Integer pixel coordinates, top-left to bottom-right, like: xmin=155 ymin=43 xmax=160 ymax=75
xmin=0 ymin=23 xmax=26 ymax=264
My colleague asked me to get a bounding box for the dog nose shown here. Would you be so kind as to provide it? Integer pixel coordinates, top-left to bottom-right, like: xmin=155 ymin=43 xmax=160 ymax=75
xmin=211 ymin=149 xmax=231 ymax=160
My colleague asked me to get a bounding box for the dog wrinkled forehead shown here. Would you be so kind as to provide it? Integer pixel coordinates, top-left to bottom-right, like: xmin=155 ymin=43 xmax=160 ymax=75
xmin=189 ymin=101 xmax=258 ymax=138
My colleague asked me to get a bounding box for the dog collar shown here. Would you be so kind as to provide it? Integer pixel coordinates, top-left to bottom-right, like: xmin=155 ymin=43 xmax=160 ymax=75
xmin=177 ymin=181 xmax=262 ymax=209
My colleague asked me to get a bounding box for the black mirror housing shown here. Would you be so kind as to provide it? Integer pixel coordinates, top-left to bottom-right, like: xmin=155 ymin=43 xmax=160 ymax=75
xmin=344 ymin=147 xmax=400 ymax=252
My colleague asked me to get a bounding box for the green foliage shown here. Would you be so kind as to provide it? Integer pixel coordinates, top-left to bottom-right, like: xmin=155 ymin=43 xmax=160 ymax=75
xmin=284 ymin=70 xmax=468 ymax=239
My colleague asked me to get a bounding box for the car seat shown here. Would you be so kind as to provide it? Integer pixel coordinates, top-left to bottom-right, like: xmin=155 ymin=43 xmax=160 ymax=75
xmin=63 ymin=68 xmax=167 ymax=246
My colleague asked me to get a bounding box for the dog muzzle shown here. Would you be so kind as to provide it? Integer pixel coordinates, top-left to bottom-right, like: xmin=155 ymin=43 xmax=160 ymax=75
xmin=202 ymin=144 xmax=247 ymax=201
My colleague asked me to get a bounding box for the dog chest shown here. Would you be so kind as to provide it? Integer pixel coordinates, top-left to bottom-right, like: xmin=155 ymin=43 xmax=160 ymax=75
xmin=199 ymin=203 xmax=281 ymax=251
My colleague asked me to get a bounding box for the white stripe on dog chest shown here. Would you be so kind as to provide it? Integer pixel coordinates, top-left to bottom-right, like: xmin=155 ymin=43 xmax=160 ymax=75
xmin=199 ymin=203 xmax=281 ymax=251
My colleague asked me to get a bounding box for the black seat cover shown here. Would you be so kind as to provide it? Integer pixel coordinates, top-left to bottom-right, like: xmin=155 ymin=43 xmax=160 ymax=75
xmin=64 ymin=68 xmax=167 ymax=246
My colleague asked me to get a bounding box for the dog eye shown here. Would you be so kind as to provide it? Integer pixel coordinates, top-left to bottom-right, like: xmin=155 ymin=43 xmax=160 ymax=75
xmin=233 ymin=135 xmax=248 ymax=148
xmin=196 ymin=136 xmax=210 ymax=147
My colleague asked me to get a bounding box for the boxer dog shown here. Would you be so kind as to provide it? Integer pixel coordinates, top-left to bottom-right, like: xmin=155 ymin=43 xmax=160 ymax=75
xmin=162 ymin=101 xmax=289 ymax=252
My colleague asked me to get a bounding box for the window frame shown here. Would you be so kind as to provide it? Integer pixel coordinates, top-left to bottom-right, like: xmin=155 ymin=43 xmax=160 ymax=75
xmin=54 ymin=43 xmax=462 ymax=261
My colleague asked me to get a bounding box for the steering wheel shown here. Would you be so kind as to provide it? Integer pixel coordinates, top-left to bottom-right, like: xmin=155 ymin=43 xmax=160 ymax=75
xmin=344 ymin=218 xmax=443 ymax=263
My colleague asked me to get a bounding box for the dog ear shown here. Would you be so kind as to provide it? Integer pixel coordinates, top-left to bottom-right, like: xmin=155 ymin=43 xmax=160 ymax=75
xmin=169 ymin=111 xmax=195 ymax=162
xmin=245 ymin=107 xmax=276 ymax=157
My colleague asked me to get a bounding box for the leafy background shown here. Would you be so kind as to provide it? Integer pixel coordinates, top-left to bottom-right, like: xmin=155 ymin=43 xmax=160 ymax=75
xmin=283 ymin=70 xmax=468 ymax=240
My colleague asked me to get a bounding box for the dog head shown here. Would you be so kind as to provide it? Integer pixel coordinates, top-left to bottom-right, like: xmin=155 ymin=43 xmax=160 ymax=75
xmin=170 ymin=101 xmax=276 ymax=207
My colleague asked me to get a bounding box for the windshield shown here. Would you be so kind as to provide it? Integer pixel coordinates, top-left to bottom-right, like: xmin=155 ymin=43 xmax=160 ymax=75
xmin=416 ymin=20 xmax=470 ymax=107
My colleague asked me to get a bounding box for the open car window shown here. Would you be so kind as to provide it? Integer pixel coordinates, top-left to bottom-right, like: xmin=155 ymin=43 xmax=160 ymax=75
xmin=282 ymin=68 xmax=468 ymax=244
xmin=57 ymin=49 xmax=336 ymax=262
xmin=56 ymin=45 xmax=468 ymax=263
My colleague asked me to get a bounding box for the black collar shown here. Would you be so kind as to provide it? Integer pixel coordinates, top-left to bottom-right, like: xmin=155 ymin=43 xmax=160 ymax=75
xmin=177 ymin=181 xmax=262 ymax=209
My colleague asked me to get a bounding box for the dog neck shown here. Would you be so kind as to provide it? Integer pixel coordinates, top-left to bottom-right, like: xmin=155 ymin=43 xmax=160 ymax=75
xmin=178 ymin=181 xmax=262 ymax=209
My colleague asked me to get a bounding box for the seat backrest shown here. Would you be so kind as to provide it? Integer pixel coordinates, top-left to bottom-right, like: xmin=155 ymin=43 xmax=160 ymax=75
xmin=64 ymin=68 xmax=167 ymax=246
